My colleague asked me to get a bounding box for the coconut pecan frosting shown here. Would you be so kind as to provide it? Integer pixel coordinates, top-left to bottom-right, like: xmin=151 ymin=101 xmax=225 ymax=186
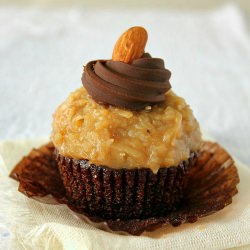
xmin=81 ymin=53 xmax=172 ymax=110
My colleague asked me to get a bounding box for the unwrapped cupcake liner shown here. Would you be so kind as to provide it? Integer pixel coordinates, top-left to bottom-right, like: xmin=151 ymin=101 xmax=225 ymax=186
xmin=55 ymin=152 xmax=197 ymax=220
xmin=10 ymin=141 xmax=240 ymax=235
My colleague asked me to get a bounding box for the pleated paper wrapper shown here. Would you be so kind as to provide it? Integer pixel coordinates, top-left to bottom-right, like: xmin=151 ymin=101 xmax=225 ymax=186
xmin=0 ymin=138 xmax=249 ymax=249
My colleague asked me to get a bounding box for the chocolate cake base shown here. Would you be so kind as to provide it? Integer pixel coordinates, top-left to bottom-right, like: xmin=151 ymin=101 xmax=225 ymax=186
xmin=55 ymin=151 xmax=197 ymax=220
xmin=10 ymin=141 xmax=240 ymax=235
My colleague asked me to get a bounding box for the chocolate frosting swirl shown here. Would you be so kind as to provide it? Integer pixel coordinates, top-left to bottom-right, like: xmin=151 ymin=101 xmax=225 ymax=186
xmin=82 ymin=53 xmax=172 ymax=110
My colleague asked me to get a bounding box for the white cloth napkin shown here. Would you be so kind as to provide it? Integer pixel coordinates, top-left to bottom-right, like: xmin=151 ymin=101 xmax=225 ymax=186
xmin=0 ymin=138 xmax=250 ymax=250
xmin=0 ymin=4 xmax=250 ymax=167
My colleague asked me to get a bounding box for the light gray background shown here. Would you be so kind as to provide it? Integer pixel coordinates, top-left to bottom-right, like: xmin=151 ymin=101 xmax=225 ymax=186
xmin=0 ymin=3 xmax=250 ymax=167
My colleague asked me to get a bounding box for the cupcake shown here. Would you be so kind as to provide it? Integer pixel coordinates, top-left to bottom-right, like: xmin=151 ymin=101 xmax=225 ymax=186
xmin=51 ymin=27 xmax=202 ymax=220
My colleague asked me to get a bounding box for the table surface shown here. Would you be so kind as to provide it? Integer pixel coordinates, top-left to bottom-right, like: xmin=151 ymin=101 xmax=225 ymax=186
xmin=0 ymin=4 xmax=250 ymax=167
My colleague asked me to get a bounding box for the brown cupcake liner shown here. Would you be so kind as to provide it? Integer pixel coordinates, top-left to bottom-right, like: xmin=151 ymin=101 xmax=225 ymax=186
xmin=10 ymin=141 xmax=240 ymax=235
xmin=55 ymin=151 xmax=197 ymax=220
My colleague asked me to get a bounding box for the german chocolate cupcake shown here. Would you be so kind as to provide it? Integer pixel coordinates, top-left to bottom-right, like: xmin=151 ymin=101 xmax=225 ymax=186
xmin=51 ymin=27 xmax=202 ymax=220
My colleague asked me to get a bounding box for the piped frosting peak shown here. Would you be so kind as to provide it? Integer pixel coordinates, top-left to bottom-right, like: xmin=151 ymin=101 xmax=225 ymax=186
xmin=82 ymin=53 xmax=172 ymax=110
xmin=82 ymin=26 xmax=172 ymax=110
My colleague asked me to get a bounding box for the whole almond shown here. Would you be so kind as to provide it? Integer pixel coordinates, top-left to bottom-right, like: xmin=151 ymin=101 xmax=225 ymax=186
xmin=112 ymin=26 xmax=148 ymax=63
